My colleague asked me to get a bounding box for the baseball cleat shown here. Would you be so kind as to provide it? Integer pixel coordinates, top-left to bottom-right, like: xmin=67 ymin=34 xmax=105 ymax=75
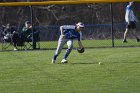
xmin=61 ymin=59 xmax=68 ymax=64
xmin=52 ymin=59 xmax=56 ymax=64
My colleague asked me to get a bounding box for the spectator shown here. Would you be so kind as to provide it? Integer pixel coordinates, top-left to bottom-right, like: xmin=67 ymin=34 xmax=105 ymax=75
xmin=1 ymin=24 xmax=18 ymax=50
xmin=21 ymin=21 xmax=33 ymax=40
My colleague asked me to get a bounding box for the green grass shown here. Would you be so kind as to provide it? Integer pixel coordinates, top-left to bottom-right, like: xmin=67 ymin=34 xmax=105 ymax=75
xmin=0 ymin=47 xmax=140 ymax=93
xmin=1 ymin=39 xmax=140 ymax=51
xmin=39 ymin=39 xmax=140 ymax=49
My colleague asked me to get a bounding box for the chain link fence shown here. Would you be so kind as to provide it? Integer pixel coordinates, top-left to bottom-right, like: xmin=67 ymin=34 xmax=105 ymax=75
xmin=0 ymin=3 xmax=140 ymax=51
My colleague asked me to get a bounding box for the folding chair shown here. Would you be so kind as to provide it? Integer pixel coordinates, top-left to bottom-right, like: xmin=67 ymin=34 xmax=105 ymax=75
xmin=1 ymin=32 xmax=13 ymax=50
xmin=14 ymin=33 xmax=26 ymax=50
xmin=23 ymin=30 xmax=40 ymax=50
xmin=0 ymin=25 xmax=22 ymax=50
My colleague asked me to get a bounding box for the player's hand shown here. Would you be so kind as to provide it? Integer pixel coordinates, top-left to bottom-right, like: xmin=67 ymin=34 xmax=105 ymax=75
xmin=60 ymin=34 xmax=65 ymax=38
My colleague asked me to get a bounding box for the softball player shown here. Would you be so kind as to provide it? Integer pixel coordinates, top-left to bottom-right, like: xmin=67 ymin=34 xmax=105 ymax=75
xmin=52 ymin=22 xmax=85 ymax=64
xmin=123 ymin=2 xmax=140 ymax=43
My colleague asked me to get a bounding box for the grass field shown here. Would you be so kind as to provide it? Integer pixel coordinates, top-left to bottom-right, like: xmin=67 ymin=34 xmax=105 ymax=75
xmin=0 ymin=47 xmax=140 ymax=93
xmin=1 ymin=39 xmax=140 ymax=51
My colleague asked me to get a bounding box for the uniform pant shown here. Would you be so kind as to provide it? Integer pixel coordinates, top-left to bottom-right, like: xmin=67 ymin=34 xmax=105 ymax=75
xmin=55 ymin=36 xmax=73 ymax=59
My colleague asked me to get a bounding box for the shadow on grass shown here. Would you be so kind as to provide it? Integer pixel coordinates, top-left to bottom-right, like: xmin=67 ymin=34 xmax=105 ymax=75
xmin=70 ymin=62 xmax=97 ymax=64
xmin=57 ymin=62 xmax=97 ymax=64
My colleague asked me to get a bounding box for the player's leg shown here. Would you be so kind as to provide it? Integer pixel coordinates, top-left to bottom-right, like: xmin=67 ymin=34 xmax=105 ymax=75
xmin=131 ymin=29 xmax=140 ymax=42
xmin=123 ymin=22 xmax=131 ymax=43
xmin=52 ymin=37 xmax=66 ymax=64
xmin=130 ymin=22 xmax=140 ymax=42
xmin=61 ymin=39 xmax=73 ymax=63
xmin=123 ymin=28 xmax=128 ymax=43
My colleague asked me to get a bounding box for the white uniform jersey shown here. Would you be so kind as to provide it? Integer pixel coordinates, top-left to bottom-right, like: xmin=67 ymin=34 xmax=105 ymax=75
xmin=125 ymin=5 xmax=137 ymax=22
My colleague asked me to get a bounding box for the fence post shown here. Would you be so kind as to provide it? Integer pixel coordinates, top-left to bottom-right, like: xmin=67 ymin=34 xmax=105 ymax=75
xmin=110 ymin=3 xmax=114 ymax=47
xmin=29 ymin=5 xmax=36 ymax=49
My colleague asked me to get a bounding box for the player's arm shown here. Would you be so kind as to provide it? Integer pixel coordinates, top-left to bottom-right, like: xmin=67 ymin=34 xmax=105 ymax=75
xmin=126 ymin=5 xmax=131 ymax=24
xmin=78 ymin=32 xmax=84 ymax=49
xmin=78 ymin=40 xmax=84 ymax=49
xmin=60 ymin=26 xmax=65 ymax=38
xmin=60 ymin=26 xmax=64 ymax=35
xmin=127 ymin=5 xmax=135 ymax=24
